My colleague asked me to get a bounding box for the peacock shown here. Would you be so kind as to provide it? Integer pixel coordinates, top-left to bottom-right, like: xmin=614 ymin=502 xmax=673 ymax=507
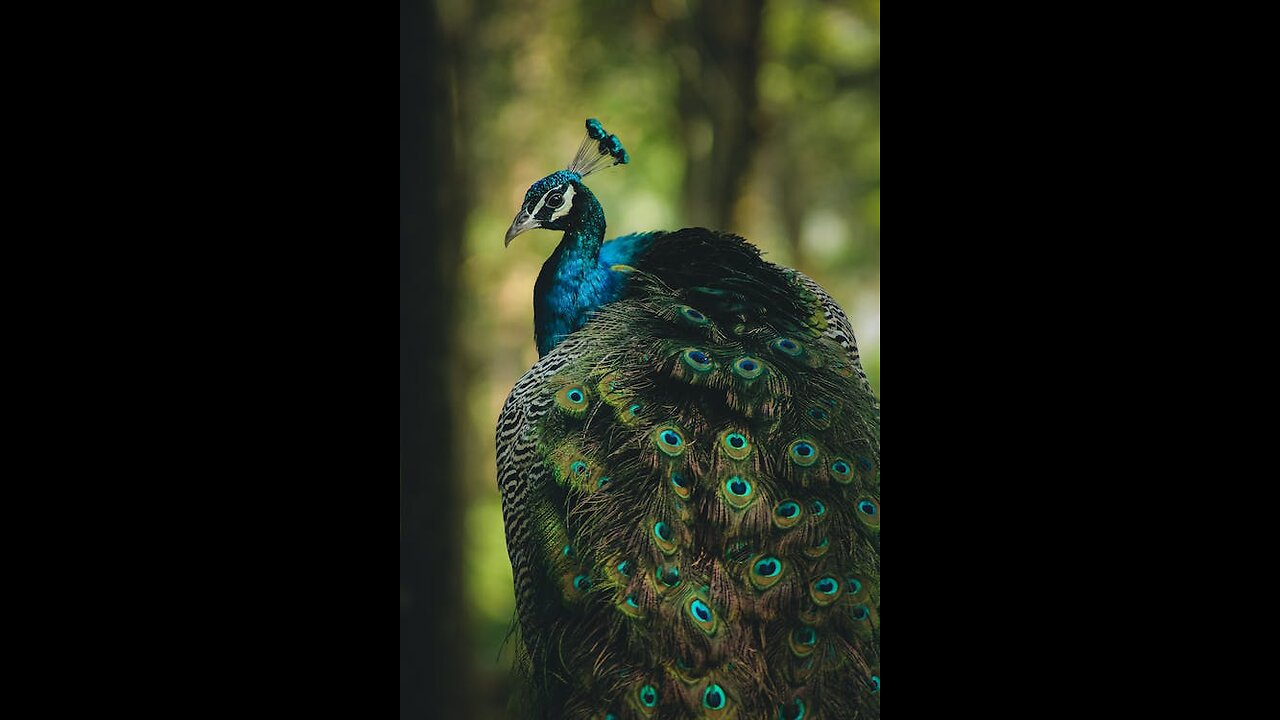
xmin=496 ymin=119 xmax=880 ymax=720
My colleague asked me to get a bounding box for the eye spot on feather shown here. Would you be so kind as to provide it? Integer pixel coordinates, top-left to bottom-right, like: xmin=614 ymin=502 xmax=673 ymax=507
xmin=806 ymin=406 xmax=831 ymax=429
xmin=702 ymin=684 xmax=726 ymax=711
xmin=856 ymin=456 xmax=877 ymax=481
xmin=719 ymin=430 xmax=752 ymax=460
xmin=803 ymin=536 xmax=830 ymax=558
xmin=653 ymin=521 xmax=679 ymax=554
xmin=830 ymin=458 xmax=854 ymax=483
xmin=638 ymin=684 xmax=658 ymax=708
xmin=670 ymin=471 xmax=691 ymax=498
xmin=731 ymin=356 xmax=765 ymax=380
xmin=773 ymin=500 xmax=803 ymax=529
xmin=597 ymin=475 xmax=611 ymax=488
xmin=616 ymin=559 xmax=632 ymax=577
xmin=810 ymin=576 xmax=843 ymax=605
xmin=722 ymin=475 xmax=756 ymax=510
xmin=654 ymin=425 xmax=686 ymax=457
xmin=681 ymin=347 xmax=715 ymax=372
xmin=674 ymin=305 xmax=710 ymax=326
xmin=572 ymin=574 xmax=591 ymax=592
xmin=690 ymin=599 xmax=711 ymax=622
xmin=618 ymin=593 xmax=643 ymax=618
xmin=656 ymin=564 xmax=682 ymax=589
xmin=831 ymin=359 xmax=855 ymax=378
xmin=856 ymin=498 xmax=880 ymax=530
xmin=870 ymin=676 xmax=881 ymax=694
xmin=551 ymin=448 xmax=596 ymax=487
xmin=788 ymin=439 xmax=819 ymax=467
xmin=553 ymin=384 xmax=590 ymax=416
xmin=852 ymin=604 xmax=870 ymax=621
xmin=772 ymin=337 xmax=803 ymax=357
xmin=687 ymin=596 xmax=719 ymax=636
xmin=596 ymin=371 xmax=626 ymax=406
xmin=749 ymin=555 xmax=784 ymax=590
xmin=795 ymin=626 xmax=817 ymax=646
xmin=561 ymin=544 xmax=574 ymax=559
xmin=811 ymin=500 xmax=826 ymax=517
xmin=618 ymin=402 xmax=643 ymax=425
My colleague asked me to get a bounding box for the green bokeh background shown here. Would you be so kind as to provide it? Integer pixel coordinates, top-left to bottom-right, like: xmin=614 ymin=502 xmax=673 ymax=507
xmin=426 ymin=0 xmax=878 ymax=715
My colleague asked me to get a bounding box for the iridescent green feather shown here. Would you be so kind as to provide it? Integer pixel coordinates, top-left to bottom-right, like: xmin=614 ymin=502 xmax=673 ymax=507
xmin=499 ymin=229 xmax=879 ymax=720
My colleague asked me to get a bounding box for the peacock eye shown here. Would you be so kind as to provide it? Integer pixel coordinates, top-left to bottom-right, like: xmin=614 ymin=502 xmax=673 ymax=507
xmin=546 ymin=191 xmax=565 ymax=208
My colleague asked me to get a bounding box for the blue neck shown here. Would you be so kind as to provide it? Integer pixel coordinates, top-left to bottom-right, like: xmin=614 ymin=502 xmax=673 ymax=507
xmin=533 ymin=190 xmax=627 ymax=356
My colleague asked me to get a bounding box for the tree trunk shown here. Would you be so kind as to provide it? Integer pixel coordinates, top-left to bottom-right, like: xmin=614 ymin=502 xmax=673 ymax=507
xmin=673 ymin=0 xmax=765 ymax=230
xmin=401 ymin=0 xmax=466 ymax=716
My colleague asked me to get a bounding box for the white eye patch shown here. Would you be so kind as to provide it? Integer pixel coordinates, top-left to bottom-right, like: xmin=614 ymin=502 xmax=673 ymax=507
xmin=548 ymin=185 xmax=575 ymax=221
xmin=529 ymin=184 xmax=576 ymax=221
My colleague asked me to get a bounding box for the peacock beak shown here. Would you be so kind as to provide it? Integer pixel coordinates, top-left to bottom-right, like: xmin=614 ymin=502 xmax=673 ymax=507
xmin=505 ymin=209 xmax=541 ymax=247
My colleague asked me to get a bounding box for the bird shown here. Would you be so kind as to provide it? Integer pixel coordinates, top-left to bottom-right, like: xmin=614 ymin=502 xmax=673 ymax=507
xmin=496 ymin=118 xmax=880 ymax=720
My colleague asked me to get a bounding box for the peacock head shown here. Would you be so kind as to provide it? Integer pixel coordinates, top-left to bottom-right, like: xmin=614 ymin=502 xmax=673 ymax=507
xmin=505 ymin=118 xmax=629 ymax=246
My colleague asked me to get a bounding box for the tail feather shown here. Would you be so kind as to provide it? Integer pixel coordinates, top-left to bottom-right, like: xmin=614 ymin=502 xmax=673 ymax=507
xmin=498 ymin=230 xmax=880 ymax=719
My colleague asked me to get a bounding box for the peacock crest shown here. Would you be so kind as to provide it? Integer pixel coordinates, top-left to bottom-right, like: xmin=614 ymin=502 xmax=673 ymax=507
xmin=497 ymin=119 xmax=880 ymax=719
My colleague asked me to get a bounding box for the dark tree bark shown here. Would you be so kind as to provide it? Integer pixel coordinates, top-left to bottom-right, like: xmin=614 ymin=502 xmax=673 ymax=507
xmin=401 ymin=0 xmax=466 ymax=716
xmin=672 ymin=0 xmax=765 ymax=230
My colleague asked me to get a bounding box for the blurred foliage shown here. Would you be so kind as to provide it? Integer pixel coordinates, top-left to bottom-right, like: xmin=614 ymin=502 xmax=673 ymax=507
xmin=434 ymin=0 xmax=878 ymax=716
